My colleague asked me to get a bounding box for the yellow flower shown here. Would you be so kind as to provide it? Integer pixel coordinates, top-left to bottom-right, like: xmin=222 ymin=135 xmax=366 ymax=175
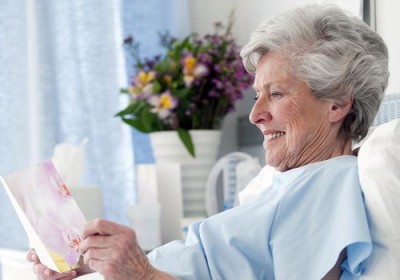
xmin=129 ymin=71 xmax=155 ymax=100
xmin=148 ymin=90 xmax=178 ymax=119
xmin=137 ymin=70 xmax=155 ymax=88
xmin=159 ymin=94 xmax=174 ymax=109
xmin=183 ymin=54 xmax=209 ymax=87
xmin=184 ymin=56 xmax=197 ymax=73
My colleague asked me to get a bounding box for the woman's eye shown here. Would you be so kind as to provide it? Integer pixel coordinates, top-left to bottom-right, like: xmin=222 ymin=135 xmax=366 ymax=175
xmin=270 ymin=91 xmax=282 ymax=98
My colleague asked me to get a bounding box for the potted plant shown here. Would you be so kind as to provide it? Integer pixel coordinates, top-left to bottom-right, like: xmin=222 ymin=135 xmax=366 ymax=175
xmin=116 ymin=15 xmax=253 ymax=157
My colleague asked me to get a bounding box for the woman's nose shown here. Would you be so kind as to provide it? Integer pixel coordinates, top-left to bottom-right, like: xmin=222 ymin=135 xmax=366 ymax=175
xmin=249 ymin=96 xmax=272 ymax=125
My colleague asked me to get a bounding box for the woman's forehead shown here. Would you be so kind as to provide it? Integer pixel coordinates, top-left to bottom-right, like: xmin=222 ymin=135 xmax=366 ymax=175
xmin=253 ymin=52 xmax=299 ymax=90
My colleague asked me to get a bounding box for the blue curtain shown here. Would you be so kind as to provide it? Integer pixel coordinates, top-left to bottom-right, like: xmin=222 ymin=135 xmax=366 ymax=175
xmin=0 ymin=0 xmax=189 ymax=255
xmin=0 ymin=0 xmax=135 ymax=251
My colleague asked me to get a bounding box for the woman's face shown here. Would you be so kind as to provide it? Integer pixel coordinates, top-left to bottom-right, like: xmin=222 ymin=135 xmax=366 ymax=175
xmin=250 ymin=51 xmax=342 ymax=171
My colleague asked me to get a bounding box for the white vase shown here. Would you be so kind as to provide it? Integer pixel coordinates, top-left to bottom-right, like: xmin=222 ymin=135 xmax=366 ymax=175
xmin=149 ymin=130 xmax=221 ymax=218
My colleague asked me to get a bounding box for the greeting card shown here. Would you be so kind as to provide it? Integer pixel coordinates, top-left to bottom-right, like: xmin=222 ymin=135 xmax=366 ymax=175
xmin=0 ymin=160 xmax=87 ymax=273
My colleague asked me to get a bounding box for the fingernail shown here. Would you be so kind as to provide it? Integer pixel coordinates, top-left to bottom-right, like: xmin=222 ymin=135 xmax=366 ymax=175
xmin=71 ymin=270 xmax=77 ymax=277
xmin=44 ymin=269 xmax=50 ymax=276
xmin=32 ymin=253 xmax=37 ymax=261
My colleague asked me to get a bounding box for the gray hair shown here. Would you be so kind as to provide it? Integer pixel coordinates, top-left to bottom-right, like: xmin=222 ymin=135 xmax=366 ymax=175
xmin=240 ymin=4 xmax=389 ymax=141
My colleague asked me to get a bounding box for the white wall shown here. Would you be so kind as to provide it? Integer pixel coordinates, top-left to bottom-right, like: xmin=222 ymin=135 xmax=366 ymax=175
xmin=376 ymin=0 xmax=400 ymax=95
xmin=188 ymin=0 xmax=325 ymax=46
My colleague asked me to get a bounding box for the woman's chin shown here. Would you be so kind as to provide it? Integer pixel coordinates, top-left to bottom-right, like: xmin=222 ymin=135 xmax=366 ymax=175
xmin=265 ymin=156 xmax=277 ymax=168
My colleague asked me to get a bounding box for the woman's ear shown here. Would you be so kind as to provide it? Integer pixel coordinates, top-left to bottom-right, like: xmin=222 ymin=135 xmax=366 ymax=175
xmin=328 ymin=99 xmax=353 ymax=123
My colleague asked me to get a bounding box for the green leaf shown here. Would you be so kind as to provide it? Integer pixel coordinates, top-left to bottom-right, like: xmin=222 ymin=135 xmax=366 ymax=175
xmin=120 ymin=88 xmax=129 ymax=94
xmin=152 ymin=81 xmax=162 ymax=93
xmin=115 ymin=106 xmax=132 ymax=117
xmin=174 ymin=88 xmax=190 ymax=98
xmin=115 ymin=102 xmax=141 ymax=117
xmin=140 ymin=110 xmax=156 ymax=131
xmin=177 ymin=128 xmax=196 ymax=157
xmin=121 ymin=117 xmax=150 ymax=133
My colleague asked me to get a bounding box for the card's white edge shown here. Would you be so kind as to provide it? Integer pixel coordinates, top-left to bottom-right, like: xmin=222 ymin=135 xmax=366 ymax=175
xmin=0 ymin=176 xmax=61 ymax=272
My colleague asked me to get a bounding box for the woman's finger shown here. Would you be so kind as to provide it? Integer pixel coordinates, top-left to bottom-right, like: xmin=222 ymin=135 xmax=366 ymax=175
xmin=27 ymin=248 xmax=79 ymax=279
xmin=26 ymin=248 xmax=39 ymax=263
xmin=80 ymin=234 xmax=109 ymax=255
xmin=83 ymin=247 xmax=108 ymax=262
xmin=32 ymin=262 xmax=76 ymax=280
xmin=82 ymin=219 xmax=121 ymax=239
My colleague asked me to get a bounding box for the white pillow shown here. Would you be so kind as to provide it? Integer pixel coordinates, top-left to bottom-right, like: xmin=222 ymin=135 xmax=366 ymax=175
xmin=358 ymin=119 xmax=400 ymax=278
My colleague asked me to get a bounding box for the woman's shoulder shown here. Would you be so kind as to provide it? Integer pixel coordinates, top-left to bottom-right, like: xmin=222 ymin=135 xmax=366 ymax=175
xmin=273 ymin=155 xmax=359 ymax=189
xmin=308 ymin=155 xmax=358 ymax=170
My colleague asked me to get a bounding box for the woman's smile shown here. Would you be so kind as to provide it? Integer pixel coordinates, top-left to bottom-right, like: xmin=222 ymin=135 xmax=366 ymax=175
xmin=263 ymin=131 xmax=286 ymax=141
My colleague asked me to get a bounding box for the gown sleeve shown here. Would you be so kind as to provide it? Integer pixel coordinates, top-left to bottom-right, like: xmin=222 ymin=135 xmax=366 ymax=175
xmin=147 ymin=220 xmax=212 ymax=280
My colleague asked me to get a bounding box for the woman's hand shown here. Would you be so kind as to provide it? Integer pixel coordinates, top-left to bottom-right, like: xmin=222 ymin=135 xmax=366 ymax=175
xmin=26 ymin=248 xmax=92 ymax=280
xmin=79 ymin=219 xmax=174 ymax=280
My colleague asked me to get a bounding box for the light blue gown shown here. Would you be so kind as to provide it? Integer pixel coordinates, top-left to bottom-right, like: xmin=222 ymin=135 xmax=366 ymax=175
xmin=148 ymin=156 xmax=371 ymax=279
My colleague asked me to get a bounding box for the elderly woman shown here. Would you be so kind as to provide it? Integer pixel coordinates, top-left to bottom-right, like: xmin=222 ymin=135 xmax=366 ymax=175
xmin=28 ymin=4 xmax=389 ymax=280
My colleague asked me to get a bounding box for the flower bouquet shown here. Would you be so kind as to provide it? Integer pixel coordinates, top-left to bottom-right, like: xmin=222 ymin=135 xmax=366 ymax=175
xmin=116 ymin=16 xmax=253 ymax=156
